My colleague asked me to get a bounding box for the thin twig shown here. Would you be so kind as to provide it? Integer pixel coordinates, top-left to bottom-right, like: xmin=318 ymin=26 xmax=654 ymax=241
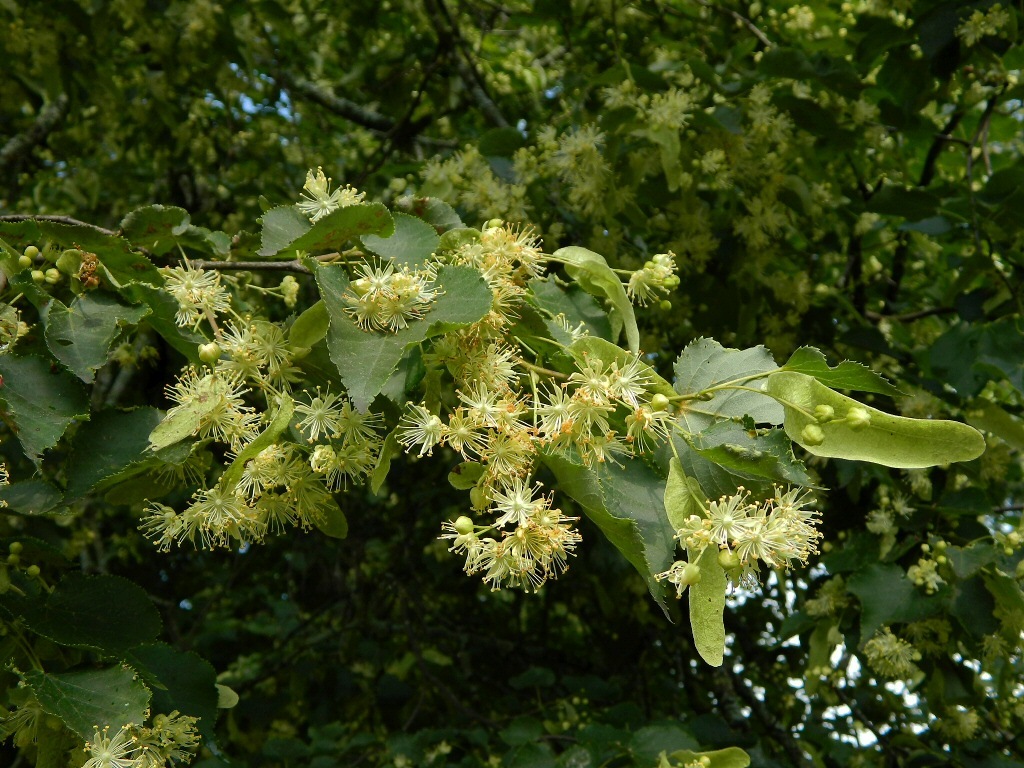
xmin=189 ymin=259 xmax=312 ymax=274
xmin=0 ymin=94 xmax=70 ymax=175
xmin=688 ymin=0 xmax=773 ymax=48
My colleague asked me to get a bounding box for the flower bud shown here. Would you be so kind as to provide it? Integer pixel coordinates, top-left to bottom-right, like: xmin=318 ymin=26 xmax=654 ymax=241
xmin=23 ymin=245 xmax=39 ymax=260
xmin=26 ymin=564 xmax=40 ymax=578
xmin=847 ymin=407 xmax=871 ymax=430
xmin=801 ymin=423 xmax=825 ymax=446
xmin=814 ymin=404 xmax=835 ymax=422
xmin=650 ymin=394 xmax=671 ymax=412
xmin=718 ymin=549 xmax=741 ymax=572
xmin=198 ymin=342 xmax=222 ymax=365
xmin=454 ymin=516 xmax=475 ymax=536
xmin=18 ymin=254 xmax=32 ymax=269
xmin=44 ymin=268 xmax=61 ymax=285
xmin=659 ymin=300 xmax=672 ymax=311
xmin=680 ymin=562 xmax=702 ymax=586
xmin=31 ymin=269 xmax=46 ymax=283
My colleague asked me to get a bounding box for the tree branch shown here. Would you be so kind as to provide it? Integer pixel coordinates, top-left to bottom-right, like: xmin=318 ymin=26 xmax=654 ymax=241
xmin=0 ymin=213 xmax=117 ymax=235
xmin=189 ymin=259 xmax=311 ymax=274
xmin=0 ymin=94 xmax=70 ymax=176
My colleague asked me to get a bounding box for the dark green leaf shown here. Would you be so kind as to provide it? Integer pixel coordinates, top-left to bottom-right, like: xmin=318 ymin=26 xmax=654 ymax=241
xmin=119 ymin=204 xmax=192 ymax=255
xmin=65 ymin=408 xmax=164 ymax=498
xmin=0 ymin=354 xmax=90 ymax=466
xmin=42 ymin=293 xmax=150 ymax=382
xmin=848 ymin=563 xmax=942 ymax=638
xmin=127 ymin=643 xmax=219 ymax=738
xmin=0 ymin=479 xmax=64 ymax=515
xmin=25 ymin=666 xmax=151 ymax=740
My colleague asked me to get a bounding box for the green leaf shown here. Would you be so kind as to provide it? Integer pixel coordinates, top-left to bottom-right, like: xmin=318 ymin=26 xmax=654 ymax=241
xmin=42 ymin=293 xmax=149 ymax=382
xmin=664 ymin=458 xmax=703 ymax=530
xmin=554 ymin=246 xmax=639 ymax=354
xmin=313 ymin=497 xmax=349 ymax=539
xmin=541 ymin=452 xmax=675 ymax=614
xmin=965 ymin=400 xmax=1024 ymax=452
xmin=362 ymin=211 xmax=441 ymax=268
xmin=437 ymin=227 xmax=480 ymax=253
xmin=220 ymin=397 xmax=295 ymax=491
xmin=667 ymin=747 xmax=750 ymax=768
xmin=687 ymin=543 xmax=727 ymax=667
xmin=260 ymin=203 xmax=395 ymax=257
xmin=258 ymin=205 xmax=312 ymax=257
xmin=119 ymin=204 xmax=192 ymax=255
xmin=687 ymin=423 xmax=814 ymax=489
xmin=65 ymin=408 xmax=164 ymax=498
xmin=123 ymin=283 xmax=205 ymax=363
xmin=782 ymin=346 xmax=901 ymax=397
xmin=216 ymin=684 xmax=240 ymax=709
xmin=674 ymin=338 xmax=782 ymax=433
xmin=316 ymin=263 xmax=492 ymax=411
xmin=848 ymin=563 xmax=942 ymax=638
xmin=24 ymin=666 xmax=151 ymax=740
xmin=16 ymin=573 xmax=162 ymax=655
xmin=448 ymin=461 xmax=486 ymax=490
xmin=370 ymin=429 xmax=403 ymax=494
xmin=289 ymin=300 xmax=330 ymax=349
xmin=766 ymin=371 xmax=986 ymax=468
xmin=0 ymin=354 xmax=90 ymax=466
xmin=629 ymin=724 xmax=699 ymax=764
xmin=0 ymin=479 xmax=64 ymax=515
xmin=395 ymin=196 xmax=464 ymax=231
xmin=528 ymin=278 xmax=613 ymax=342
xmin=866 ymin=184 xmax=940 ymax=220
xmin=569 ymin=335 xmax=676 ymax=399
xmin=127 ymin=643 xmax=219 ymax=738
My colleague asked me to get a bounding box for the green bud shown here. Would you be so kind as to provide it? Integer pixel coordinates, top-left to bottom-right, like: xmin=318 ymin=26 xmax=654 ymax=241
xmin=680 ymin=562 xmax=702 ymax=586
xmin=659 ymin=300 xmax=672 ymax=311
xmin=453 ymin=516 xmax=474 ymax=536
xmin=650 ymin=393 xmax=671 ymax=412
xmin=31 ymin=269 xmax=46 ymax=284
xmin=18 ymin=254 xmax=32 ymax=269
xmin=718 ymin=550 xmax=740 ymax=572
xmin=23 ymin=245 xmax=39 ymax=260
xmin=44 ymin=268 xmax=61 ymax=285
xmin=469 ymin=486 xmax=488 ymax=511
xmin=484 ymin=218 xmax=504 ymax=229
xmin=198 ymin=342 xmax=222 ymax=365
xmin=26 ymin=564 xmax=40 ymax=578
xmin=6 ymin=554 xmax=18 ymax=566
xmin=801 ymin=423 xmax=826 ymax=446
xmin=8 ymin=542 xmax=22 ymax=555
xmin=814 ymin=404 xmax=835 ymax=422
xmin=846 ymin=407 xmax=871 ymax=430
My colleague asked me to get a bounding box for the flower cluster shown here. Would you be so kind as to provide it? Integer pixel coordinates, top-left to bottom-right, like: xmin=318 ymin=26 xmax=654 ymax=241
xmin=627 ymin=252 xmax=679 ymax=306
xmin=862 ymin=627 xmax=922 ymax=680
xmin=296 ymin=387 xmax=384 ymax=490
xmin=662 ymin=486 xmax=821 ymax=590
xmin=297 ymin=166 xmax=365 ymax=223
xmin=160 ymin=264 xmax=231 ymax=330
xmin=81 ymin=714 xmax=200 ymax=768
xmin=163 ymin=368 xmax=260 ymax=451
xmin=343 ymin=261 xmax=440 ymax=332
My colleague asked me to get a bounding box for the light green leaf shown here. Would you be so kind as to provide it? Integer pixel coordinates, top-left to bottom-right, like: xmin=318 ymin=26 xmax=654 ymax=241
xmin=782 ymin=346 xmax=901 ymax=397
xmin=449 ymin=461 xmax=486 ymax=491
xmin=554 ymin=246 xmax=639 ymax=354
xmin=316 ymin=263 xmax=491 ymax=411
xmin=42 ymin=293 xmax=150 ymax=382
xmin=65 ymin=408 xmax=164 ymax=498
xmin=362 ymin=211 xmax=440 ymax=268
xmin=766 ymin=371 xmax=986 ymax=468
xmin=25 ymin=666 xmax=151 ymax=740
xmin=289 ymin=300 xmax=330 ymax=349
xmin=437 ymin=227 xmax=480 ymax=252
xmin=664 ymin=458 xmax=704 ymax=531
xmin=569 ymin=335 xmax=676 ymax=399
xmin=0 ymin=354 xmax=89 ymax=466
xmin=965 ymin=400 xmax=1024 ymax=452
xmin=541 ymin=451 xmax=675 ymax=614
xmin=216 ymin=684 xmax=240 ymax=709
xmin=687 ymin=543 xmax=727 ymax=666
xmin=289 ymin=202 xmax=394 ymax=254
xmin=668 ymin=747 xmax=750 ymax=768
xmin=257 ymin=205 xmax=312 ymax=257
xmin=674 ymin=338 xmax=781 ymax=433
xmin=220 ymin=397 xmax=295 ymax=491
xmin=148 ymin=404 xmax=205 ymax=452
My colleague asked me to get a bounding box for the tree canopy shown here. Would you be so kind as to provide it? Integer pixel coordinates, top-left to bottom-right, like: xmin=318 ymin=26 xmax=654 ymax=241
xmin=1 ymin=2 xmax=1023 ymax=767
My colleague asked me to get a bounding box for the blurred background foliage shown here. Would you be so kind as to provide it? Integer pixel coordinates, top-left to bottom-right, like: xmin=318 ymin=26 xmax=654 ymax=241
xmin=3 ymin=0 xmax=1024 ymax=766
